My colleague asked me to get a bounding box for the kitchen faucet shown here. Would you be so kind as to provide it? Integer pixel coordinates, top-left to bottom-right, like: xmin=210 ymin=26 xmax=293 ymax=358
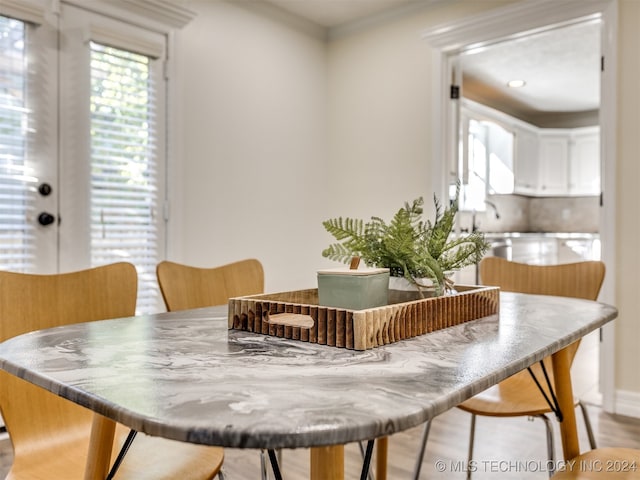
xmin=471 ymin=200 xmax=500 ymax=232
xmin=472 ymin=200 xmax=501 ymax=284
xmin=485 ymin=200 xmax=500 ymax=219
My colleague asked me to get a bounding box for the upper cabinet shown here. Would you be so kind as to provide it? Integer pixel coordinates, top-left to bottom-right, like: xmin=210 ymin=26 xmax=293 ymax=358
xmin=519 ymin=126 xmax=600 ymax=196
xmin=514 ymin=126 xmax=539 ymax=195
xmin=462 ymin=100 xmax=600 ymax=197
xmin=538 ymin=131 xmax=571 ymax=195
xmin=569 ymin=127 xmax=601 ymax=195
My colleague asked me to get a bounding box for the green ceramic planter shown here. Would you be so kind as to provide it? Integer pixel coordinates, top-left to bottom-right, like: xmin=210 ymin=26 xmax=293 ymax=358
xmin=317 ymin=267 xmax=390 ymax=310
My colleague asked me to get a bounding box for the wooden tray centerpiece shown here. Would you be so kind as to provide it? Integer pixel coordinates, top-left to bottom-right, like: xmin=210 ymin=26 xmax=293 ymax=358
xmin=229 ymin=188 xmax=498 ymax=350
xmin=228 ymin=285 xmax=499 ymax=351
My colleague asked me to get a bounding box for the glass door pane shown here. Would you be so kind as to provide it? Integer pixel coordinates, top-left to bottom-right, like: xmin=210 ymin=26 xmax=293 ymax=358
xmin=1 ymin=5 xmax=167 ymax=313
xmin=58 ymin=4 xmax=167 ymax=313
xmin=0 ymin=14 xmax=58 ymax=273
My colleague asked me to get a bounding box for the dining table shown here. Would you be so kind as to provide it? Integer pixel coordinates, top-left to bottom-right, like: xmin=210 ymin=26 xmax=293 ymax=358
xmin=0 ymin=291 xmax=617 ymax=480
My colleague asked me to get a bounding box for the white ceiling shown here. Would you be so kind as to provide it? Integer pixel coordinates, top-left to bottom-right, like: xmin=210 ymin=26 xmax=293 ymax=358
xmin=461 ymin=20 xmax=601 ymax=115
xmin=261 ymin=1 xmax=600 ymax=116
xmin=265 ymin=0 xmax=417 ymax=28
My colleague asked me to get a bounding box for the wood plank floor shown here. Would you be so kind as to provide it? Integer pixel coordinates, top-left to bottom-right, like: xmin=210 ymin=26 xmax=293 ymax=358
xmin=0 ymin=332 xmax=638 ymax=479
xmin=215 ymin=404 xmax=640 ymax=479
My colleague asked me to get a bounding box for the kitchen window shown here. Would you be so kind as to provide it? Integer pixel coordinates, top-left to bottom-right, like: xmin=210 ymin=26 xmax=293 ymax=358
xmin=458 ymin=112 xmax=515 ymax=211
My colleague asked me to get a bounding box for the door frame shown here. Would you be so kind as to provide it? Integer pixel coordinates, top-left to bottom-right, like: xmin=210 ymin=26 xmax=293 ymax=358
xmin=422 ymin=0 xmax=618 ymax=412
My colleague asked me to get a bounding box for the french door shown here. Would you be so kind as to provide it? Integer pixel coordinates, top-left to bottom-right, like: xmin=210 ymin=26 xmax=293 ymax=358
xmin=0 ymin=2 xmax=167 ymax=312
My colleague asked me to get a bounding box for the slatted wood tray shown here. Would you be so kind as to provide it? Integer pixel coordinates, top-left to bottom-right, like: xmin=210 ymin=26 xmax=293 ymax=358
xmin=228 ymin=285 xmax=499 ymax=350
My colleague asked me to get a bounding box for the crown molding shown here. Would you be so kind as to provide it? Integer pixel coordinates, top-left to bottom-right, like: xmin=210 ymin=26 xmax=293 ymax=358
xmin=3 ymin=0 xmax=196 ymax=30
xmin=328 ymin=0 xmax=443 ymax=41
xmin=0 ymin=0 xmax=47 ymax=24
xmin=422 ymin=0 xmax=609 ymax=52
xmin=100 ymin=0 xmax=197 ymax=29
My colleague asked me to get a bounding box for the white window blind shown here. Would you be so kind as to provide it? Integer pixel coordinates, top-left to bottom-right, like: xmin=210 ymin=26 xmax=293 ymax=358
xmin=0 ymin=16 xmax=36 ymax=272
xmin=89 ymin=42 xmax=160 ymax=313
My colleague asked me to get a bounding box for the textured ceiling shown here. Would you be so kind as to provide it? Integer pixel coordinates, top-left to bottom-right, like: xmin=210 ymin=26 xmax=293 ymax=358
xmin=461 ymin=20 xmax=600 ymax=116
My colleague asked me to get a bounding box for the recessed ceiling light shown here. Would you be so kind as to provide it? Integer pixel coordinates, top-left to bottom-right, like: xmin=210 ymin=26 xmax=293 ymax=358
xmin=507 ymin=79 xmax=526 ymax=88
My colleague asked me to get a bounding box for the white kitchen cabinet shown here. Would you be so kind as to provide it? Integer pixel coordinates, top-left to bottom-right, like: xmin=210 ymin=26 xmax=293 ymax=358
xmin=463 ymin=99 xmax=600 ymax=197
xmin=535 ymin=127 xmax=600 ymax=196
xmin=538 ymin=131 xmax=570 ymax=195
xmin=514 ymin=127 xmax=539 ymax=194
xmin=569 ymin=127 xmax=600 ymax=195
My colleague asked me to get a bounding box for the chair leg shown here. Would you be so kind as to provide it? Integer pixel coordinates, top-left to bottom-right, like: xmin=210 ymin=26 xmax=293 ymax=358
xmin=536 ymin=414 xmax=556 ymax=478
xmin=267 ymin=449 xmax=284 ymax=480
xmin=260 ymin=449 xmax=269 ymax=480
xmin=358 ymin=441 xmax=375 ymax=480
xmin=359 ymin=440 xmax=376 ymax=480
xmin=466 ymin=414 xmax=476 ymax=480
xmin=578 ymin=400 xmax=597 ymax=449
xmin=411 ymin=421 xmax=431 ymax=480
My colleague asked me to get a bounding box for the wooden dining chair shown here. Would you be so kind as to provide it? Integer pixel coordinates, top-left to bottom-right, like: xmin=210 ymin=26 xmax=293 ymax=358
xmin=156 ymin=258 xmax=272 ymax=478
xmin=0 ymin=263 xmax=225 ymax=480
xmin=412 ymin=257 xmax=606 ymax=479
xmin=157 ymin=258 xmax=264 ymax=311
xmin=551 ymin=448 xmax=640 ymax=478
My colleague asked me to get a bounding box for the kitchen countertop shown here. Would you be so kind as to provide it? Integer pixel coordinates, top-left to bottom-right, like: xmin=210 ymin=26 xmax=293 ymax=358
xmin=483 ymin=232 xmax=599 ymax=240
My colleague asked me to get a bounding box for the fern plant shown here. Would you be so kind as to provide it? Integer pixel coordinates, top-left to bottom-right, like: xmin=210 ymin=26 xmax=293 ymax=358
xmin=322 ymin=188 xmax=490 ymax=297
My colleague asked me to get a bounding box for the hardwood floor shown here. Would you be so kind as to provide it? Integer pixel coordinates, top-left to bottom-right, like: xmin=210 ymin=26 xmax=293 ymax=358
xmin=214 ymin=404 xmax=640 ymax=479
xmin=1 ymin=332 xmax=638 ymax=479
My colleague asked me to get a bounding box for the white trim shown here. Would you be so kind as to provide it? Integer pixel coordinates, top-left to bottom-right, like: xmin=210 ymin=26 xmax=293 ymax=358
xmin=2 ymin=0 xmax=195 ymax=32
xmin=164 ymin=29 xmax=184 ymax=262
xmin=0 ymin=0 xmax=49 ymax=25
xmin=0 ymin=0 xmax=46 ymax=24
xmin=422 ymin=0 xmax=607 ymax=51
xmin=88 ymin=23 xmax=165 ymax=58
xmin=424 ymin=0 xmax=618 ymax=412
xmin=597 ymin=0 xmax=618 ymax=413
xmin=429 ymin=46 xmax=447 ymax=202
xmin=615 ymin=389 xmax=640 ymax=419
xmin=232 ymin=1 xmax=326 ymax=41
xmin=462 ymin=98 xmax=547 ymax=133
xmin=64 ymin=0 xmax=196 ymax=32
xmin=328 ymin=0 xmax=441 ymax=41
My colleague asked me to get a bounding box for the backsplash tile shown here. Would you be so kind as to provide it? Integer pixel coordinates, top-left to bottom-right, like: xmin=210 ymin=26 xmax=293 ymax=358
xmin=528 ymin=196 xmax=599 ymax=232
xmin=456 ymin=194 xmax=599 ymax=233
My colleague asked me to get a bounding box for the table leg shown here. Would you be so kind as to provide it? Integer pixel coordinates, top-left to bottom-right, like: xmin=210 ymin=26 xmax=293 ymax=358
xmin=310 ymin=445 xmax=344 ymax=480
xmin=376 ymin=436 xmax=388 ymax=480
xmin=551 ymin=346 xmax=580 ymax=460
xmin=84 ymin=413 xmax=116 ymax=480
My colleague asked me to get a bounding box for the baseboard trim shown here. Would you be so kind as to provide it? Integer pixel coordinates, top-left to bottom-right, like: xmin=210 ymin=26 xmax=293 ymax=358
xmin=615 ymin=389 xmax=640 ymax=418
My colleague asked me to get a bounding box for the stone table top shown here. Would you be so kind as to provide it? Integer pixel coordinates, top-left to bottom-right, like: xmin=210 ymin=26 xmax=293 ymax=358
xmin=0 ymin=292 xmax=617 ymax=450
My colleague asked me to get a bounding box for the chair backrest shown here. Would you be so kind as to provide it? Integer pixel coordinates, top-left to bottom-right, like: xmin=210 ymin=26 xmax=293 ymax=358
xmin=479 ymin=256 xmax=605 ymax=365
xmin=156 ymin=259 xmax=265 ymax=311
xmin=479 ymin=257 xmax=605 ymax=301
xmin=0 ymin=263 xmax=138 ymax=457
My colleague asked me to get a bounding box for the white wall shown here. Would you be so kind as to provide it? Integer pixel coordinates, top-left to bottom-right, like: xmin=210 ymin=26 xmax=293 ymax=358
xmin=171 ymin=0 xmax=510 ymax=292
xmin=172 ymin=0 xmax=331 ymax=292
xmin=325 ymin=1 xmax=510 ymax=221
xmin=171 ymin=0 xmax=640 ymax=411
xmin=326 ymin=20 xmax=433 ymax=221
xmin=615 ymin=0 xmax=640 ymax=412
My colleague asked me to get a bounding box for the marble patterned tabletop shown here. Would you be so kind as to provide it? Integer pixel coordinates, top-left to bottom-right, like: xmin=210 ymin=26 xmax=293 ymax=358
xmin=0 ymin=292 xmax=617 ymax=450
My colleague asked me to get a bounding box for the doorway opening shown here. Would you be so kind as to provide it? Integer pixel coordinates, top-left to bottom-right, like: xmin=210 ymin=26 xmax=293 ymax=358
xmin=423 ymin=0 xmax=617 ymax=412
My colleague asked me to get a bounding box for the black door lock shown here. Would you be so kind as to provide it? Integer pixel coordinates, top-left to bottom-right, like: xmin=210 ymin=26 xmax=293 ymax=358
xmin=38 ymin=183 xmax=52 ymax=196
xmin=38 ymin=212 xmax=55 ymax=226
